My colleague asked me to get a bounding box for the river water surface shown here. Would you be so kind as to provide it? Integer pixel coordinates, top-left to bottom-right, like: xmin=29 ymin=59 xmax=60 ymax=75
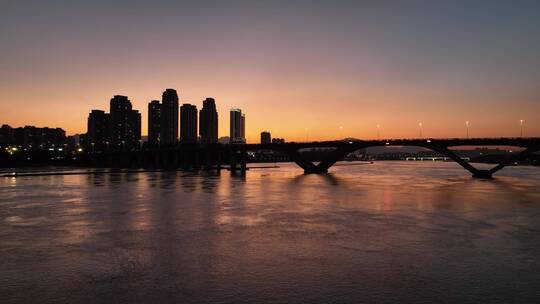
xmin=1 ymin=162 xmax=540 ymax=303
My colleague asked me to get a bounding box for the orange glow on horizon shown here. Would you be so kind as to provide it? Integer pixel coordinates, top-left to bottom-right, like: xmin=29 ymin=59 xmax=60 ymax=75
xmin=1 ymin=81 xmax=538 ymax=143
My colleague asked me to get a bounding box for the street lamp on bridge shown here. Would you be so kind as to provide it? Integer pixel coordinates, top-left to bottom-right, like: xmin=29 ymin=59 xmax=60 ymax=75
xmin=418 ymin=122 xmax=423 ymax=139
xmin=520 ymin=119 xmax=524 ymax=137
xmin=466 ymin=121 xmax=470 ymax=139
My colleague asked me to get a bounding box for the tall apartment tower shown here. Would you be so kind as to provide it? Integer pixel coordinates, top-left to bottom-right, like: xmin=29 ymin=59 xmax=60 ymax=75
xmin=148 ymin=100 xmax=161 ymax=146
xmin=241 ymin=114 xmax=246 ymax=141
xmin=87 ymin=110 xmax=110 ymax=151
xmin=160 ymin=89 xmax=179 ymax=145
xmin=131 ymin=110 xmax=141 ymax=149
xmin=109 ymin=95 xmax=140 ymax=150
xmin=180 ymin=103 xmax=198 ymax=143
xmin=230 ymin=108 xmax=246 ymax=144
xmin=199 ymin=97 xmax=218 ymax=144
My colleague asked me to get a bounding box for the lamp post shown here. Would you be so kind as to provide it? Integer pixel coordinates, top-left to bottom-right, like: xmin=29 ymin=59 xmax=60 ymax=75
xmin=376 ymin=124 xmax=380 ymax=140
xmin=339 ymin=126 xmax=343 ymax=140
xmin=466 ymin=121 xmax=470 ymax=139
xmin=418 ymin=122 xmax=423 ymax=139
xmin=520 ymin=119 xmax=524 ymax=137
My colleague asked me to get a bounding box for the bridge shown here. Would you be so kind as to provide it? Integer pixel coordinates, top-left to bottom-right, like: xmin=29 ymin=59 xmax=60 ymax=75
xmin=87 ymin=138 xmax=540 ymax=179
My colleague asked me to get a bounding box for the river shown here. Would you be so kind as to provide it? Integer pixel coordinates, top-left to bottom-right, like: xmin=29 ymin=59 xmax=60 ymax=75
xmin=1 ymin=161 xmax=539 ymax=303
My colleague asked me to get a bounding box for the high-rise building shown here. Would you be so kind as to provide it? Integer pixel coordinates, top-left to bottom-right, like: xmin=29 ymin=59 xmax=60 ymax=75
xmin=0 ymin=124 xmax=14 ymax=146
xmin=148 ymin=100 xmax=161 ymax=146
xmin=199 ymin=97 xmax=218 ymax=144
xmin=260 ymin=131 xmax=271 ymax=144
xmin=241 ymin=114 xmax=246 ymax=141
xmin=131 ymin=110 xmax=142 ymax=149
xmin=180 ymin=103 xmax=198 ymax=143
xmin=160 ymin=89 xmax=179 ymax=145
xmin=230 ymin=108 xmax=246 ymax=144
xmin=87 ymin=110 xmax=110 ymax=151
xmin=109 ymin=95 xmax=140 ymax=150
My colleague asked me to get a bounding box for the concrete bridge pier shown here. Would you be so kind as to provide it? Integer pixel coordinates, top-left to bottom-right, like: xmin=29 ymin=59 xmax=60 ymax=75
xmin=229 ymin=149 xmax=238 ymax=172
xmin=170 ymin=151 xmax=178 ymax=168
xmin=429 ymin=146 xmax=493 ymax=179
xmin=182 ymin=150 xmax=191 ymax=170
xmin=472 ymin=170 xmax=493 ymax=179
xmin=303 ymin=166 xmax=328 ymax=174
xmin=216 ymin=150 xmax=222 ymax=171
xmin=240 ymin=149 xmax=247 ymax=172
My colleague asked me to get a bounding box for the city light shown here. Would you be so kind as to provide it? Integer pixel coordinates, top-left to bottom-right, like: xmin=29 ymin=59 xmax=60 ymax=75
xmin=6 ymin=146 xmax=19 ymax=155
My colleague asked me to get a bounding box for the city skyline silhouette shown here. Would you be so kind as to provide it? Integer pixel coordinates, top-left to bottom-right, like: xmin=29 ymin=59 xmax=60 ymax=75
xmin=1 ymin=1 xmax=540 ymax=141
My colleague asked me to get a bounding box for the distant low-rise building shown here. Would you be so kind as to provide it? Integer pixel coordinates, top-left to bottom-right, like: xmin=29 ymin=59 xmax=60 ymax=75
xmin=260 ymin=131 xmax=271 ymax=144
xmin=218 ymin=136 xmax=230 ymax=144
xmin=271 ymin=138 xmax=285 ymax=144
xmin=1 ymin=124 xmax=66 ymax=150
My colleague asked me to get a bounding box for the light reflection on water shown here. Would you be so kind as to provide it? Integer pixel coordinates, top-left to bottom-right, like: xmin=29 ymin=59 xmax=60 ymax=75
xmin=1 ymin=162 xmax=539 ymax=303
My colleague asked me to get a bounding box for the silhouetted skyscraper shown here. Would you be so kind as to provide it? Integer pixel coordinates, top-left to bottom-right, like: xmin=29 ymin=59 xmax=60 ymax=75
xmin=230 ymin=108 xmax=245 ymax=144
xmin=241 ymin=114 xmax=246 ymax=140
xmin=180 ymin=103 xmax=197 ymax=143
xmin=109 ymin=95 xmax=140 ymax=150
xmin=131 ymin=110 xmax=142 ymax=148
xmin=160 ymin=89 xmax=179 ymax=145
xmin=87 ymin=110 xmax=110 ymax=151
xmin=261 ymin=131 xmax=271 ymax=144
xmin=199 ymin=98 xmax=218 ymax=144
xmin=148 ymin=100 xmax=161 ymax=146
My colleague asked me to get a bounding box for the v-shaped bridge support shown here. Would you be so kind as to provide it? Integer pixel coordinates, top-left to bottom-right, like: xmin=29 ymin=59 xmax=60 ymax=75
xmin=430 ymin=145 xmax=539 ymax=179
xmin=285 ymin=145 xmax=360 ymax=174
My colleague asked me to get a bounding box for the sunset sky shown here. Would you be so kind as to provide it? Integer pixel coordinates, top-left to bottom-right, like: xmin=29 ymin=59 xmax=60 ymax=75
xmin=1 ymin=0 xmax=539 ymax=142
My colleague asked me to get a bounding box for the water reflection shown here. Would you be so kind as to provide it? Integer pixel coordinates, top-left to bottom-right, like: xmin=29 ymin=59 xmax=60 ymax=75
xmin=292 ymin=172 xmax=341 ymax=186
xmin=0 ymin=162 xmax=539 ymax=303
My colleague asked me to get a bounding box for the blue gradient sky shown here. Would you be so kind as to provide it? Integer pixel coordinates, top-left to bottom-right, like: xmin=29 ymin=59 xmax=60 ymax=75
xmin=1 ymin=0 xmax=539 ymax=141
